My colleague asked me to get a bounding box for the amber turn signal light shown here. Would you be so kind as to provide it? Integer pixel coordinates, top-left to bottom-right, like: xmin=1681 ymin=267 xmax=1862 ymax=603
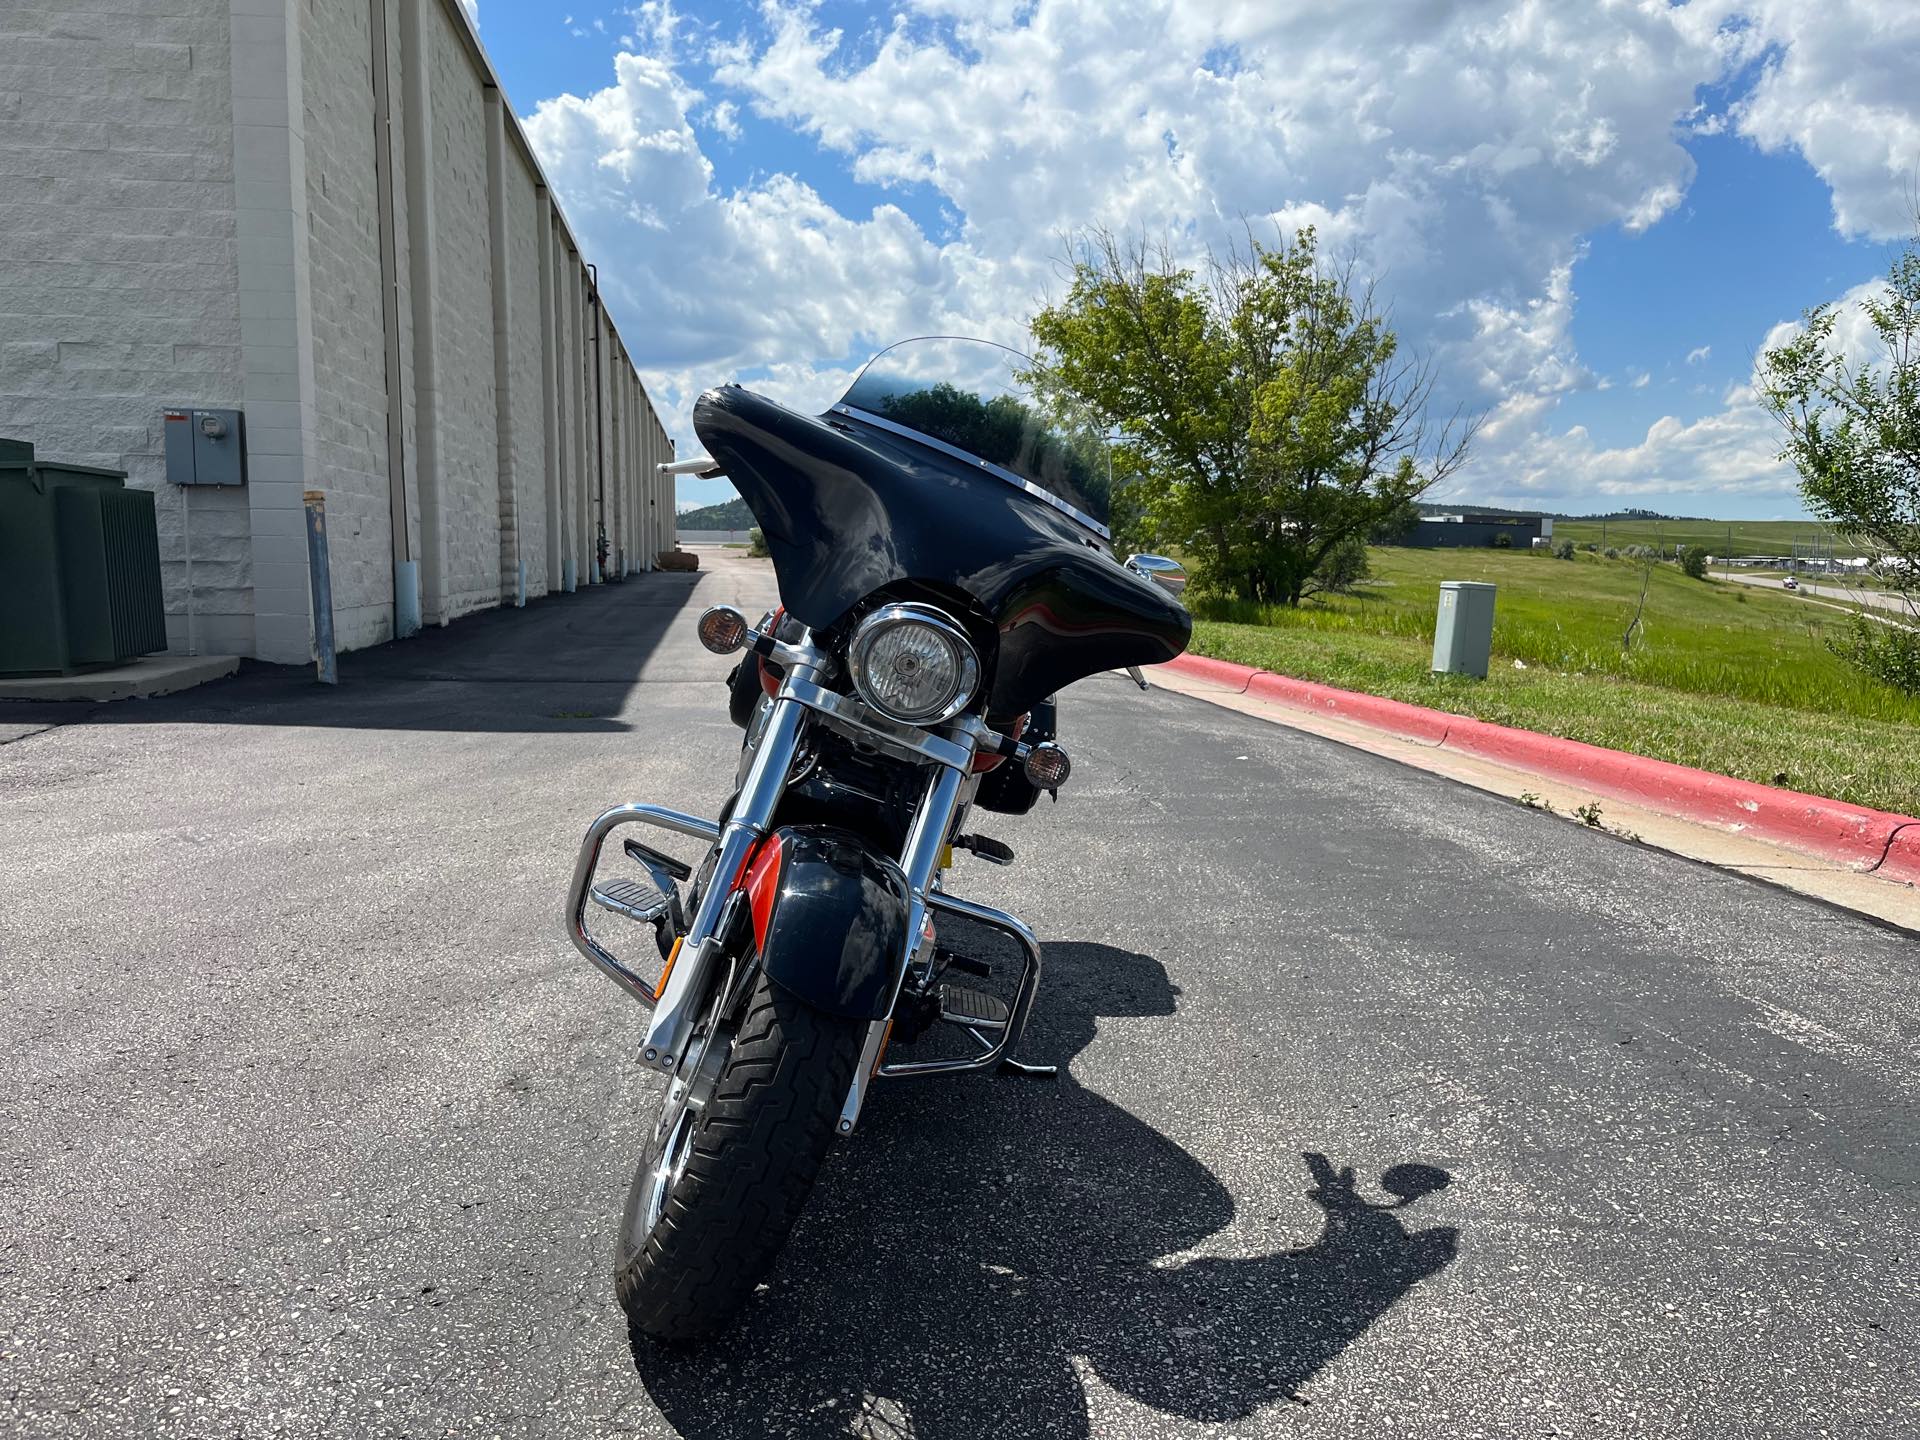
xmin=1023 ymin=741 xmax=1071 ymax=790
xmin=697 ymin=605 xmax=751 ymax=654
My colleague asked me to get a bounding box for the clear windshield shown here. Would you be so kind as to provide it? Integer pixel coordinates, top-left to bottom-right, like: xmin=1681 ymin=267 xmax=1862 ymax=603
xmin=834 ymin=337 xmax=1112 ymax=535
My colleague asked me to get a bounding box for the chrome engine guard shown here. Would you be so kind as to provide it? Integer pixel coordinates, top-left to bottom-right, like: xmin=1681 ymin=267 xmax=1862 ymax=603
xmin=563 ymin=626 xmax=1052 ymax=1129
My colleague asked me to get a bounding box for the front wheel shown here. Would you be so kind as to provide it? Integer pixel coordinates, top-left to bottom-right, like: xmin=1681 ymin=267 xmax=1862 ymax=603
xmin=615 ymin=971 xmax=866 ymax=1342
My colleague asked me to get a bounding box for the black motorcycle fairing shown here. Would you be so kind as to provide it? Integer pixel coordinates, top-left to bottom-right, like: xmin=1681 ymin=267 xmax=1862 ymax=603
xmin=693 ymin=385 xmax=1190 ymax=719
xmin=745 ymin=825 xmax=911 ymax=1020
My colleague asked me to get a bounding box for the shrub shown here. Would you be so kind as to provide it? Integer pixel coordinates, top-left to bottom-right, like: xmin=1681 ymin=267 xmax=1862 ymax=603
xmin=1552 ymin=538 xmax=1576 ymax=560
xmin=1679 ymin=544 xmax=1710 ymax=579
xmin=1604 ymin=546 xmax=1620 ymax=560
xmin=1830 ymin=618 xmax=1920 ymax=695
xmin=1579 ymin=541 xmax=1599 ymax=553
xmin=1313 ymin=535 xmax=1372 ymax=594
xmin=1491 ymin=531 xmax=1513 ymax=548
xmin=748 ymin=526 xmax=769 ymax=557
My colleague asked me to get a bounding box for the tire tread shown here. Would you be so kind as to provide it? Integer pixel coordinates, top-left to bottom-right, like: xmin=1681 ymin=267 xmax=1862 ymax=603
xmin=615 ymin=975 xmax=863 ymax=1341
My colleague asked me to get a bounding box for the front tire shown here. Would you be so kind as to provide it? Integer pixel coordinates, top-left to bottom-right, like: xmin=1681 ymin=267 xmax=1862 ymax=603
xmin=616 ymin=972 xmax=866 ymax=1342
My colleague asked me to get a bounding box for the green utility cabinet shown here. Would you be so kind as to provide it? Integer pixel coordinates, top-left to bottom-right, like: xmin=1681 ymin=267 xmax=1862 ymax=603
xmin=0 ymin=439 xmax=168 ymax=675
xmin=1431 ymin=580 xmax=1496 ymax=679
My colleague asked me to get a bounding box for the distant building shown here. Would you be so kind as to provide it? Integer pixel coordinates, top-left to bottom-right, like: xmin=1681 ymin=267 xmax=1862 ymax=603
xmin=1403 ymin=514 xmax=1551 ymax=549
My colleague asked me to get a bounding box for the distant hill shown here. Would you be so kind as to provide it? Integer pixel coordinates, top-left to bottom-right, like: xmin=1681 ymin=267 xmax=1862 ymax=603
xmin=677 ymin=497 xmax=753 ymax=530
xmin=1417 ymin=500 xmax=1567 ymax=520
xmin=1420 ymin=502 xmax=1706 ymax=522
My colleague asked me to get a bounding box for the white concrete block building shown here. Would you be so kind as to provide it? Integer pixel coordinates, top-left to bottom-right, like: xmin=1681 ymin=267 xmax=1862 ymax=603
xmin=0 ymin=0 xmax=675 ymax=664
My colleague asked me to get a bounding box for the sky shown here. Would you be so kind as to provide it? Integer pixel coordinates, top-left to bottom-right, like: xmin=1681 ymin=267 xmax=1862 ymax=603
xmin=465 ymin=0 xmax=1919 ymax=518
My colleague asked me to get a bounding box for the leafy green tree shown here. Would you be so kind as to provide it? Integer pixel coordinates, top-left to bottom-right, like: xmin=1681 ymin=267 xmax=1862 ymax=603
xmin=1679 ymin=544 xmax=1710 ymax=579
xmin=1760 ymin=226 xmax=1920 ymax=690
xmin=1759 ymin=234 xmax=1919 ymax=576
xmin=1030 ymin=228 xmax=1476 ymax=605
xmin=1367 ymin=498 xmax=1422 ymax=544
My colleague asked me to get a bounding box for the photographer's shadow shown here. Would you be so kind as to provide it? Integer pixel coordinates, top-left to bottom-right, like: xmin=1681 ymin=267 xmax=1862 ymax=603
xmin=633 ymin=942 xmax=1458 ymax=1439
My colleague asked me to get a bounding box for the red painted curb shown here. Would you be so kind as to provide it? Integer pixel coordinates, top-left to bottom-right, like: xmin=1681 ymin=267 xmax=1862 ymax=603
xmin=1158 ymin=652 xmax=1920 ymax=885
xmin=1243 ymin=670 xmax=1452 ymax=745
xmin=1161 ymin=653 xmax=1257 ymax=693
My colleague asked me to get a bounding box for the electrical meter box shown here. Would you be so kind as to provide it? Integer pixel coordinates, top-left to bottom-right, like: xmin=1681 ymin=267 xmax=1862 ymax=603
xmin=162 ymin=407 xmax=246 ymax=486
xmin=1431 ymin=580 xmax=1496 ymax=678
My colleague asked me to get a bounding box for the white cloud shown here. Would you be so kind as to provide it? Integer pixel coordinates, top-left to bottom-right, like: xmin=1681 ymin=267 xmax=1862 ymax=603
xmin=1687 ymin=345 xmax=1712 ymax=365
xmin=519 ymin=0 xmax=1919 ymax=509
xmin=1699 ymin=0 xmax=1920 ymax=240
xmin=1480 ymin=398 xmax=1794 ymax=507
xmin=1475 ymin=275 xmax=1894 ymax=509
xmin=705 ymin=2 xmax=1742 ymax=397
xmin=524 ymin=50 xmax=989 ymax=445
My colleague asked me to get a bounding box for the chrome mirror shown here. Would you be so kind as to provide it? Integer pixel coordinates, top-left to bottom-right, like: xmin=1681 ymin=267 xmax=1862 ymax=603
xmin=1124 ymin=553 xmax=1187 ymax=596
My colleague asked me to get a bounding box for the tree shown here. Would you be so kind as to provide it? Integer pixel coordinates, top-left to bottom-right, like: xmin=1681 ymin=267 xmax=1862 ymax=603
xmin=1029 ymin=228 xmax=1475 ymax=605
xmin=1759 ymin=224 xmax=1920 ymax=691
xmin=1367 ymin=497 xmax=1422 ymax=545
xmin=1759 ymin=227 xmax=1920 ymax=577
xmin=1679 ymin=544 xmax=1709 ymax=579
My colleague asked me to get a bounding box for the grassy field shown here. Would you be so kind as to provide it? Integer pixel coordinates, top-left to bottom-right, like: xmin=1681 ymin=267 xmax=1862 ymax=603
xmin=1186 ymin=546 xmax=1920 ymax=815
xmin=1553 ymin=516 xmax=1866 ymax=558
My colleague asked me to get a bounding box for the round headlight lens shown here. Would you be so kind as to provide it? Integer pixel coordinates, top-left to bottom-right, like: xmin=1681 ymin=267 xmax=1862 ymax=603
xmin=848 ymin=604 xmax=980 ymax=725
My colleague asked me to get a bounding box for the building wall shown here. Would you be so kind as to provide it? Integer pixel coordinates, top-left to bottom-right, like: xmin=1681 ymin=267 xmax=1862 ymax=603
xmin=425 ymin=0 xmax=499 ymax=621
xmin=502 ymin=123 xmax=547 ymax=599
xmin=302 ymin=0 xmax=398 ymax=651
xmin=1406 ymin=520 xmax=1544 ymax=549
xmin=0 ymin=0 xmax=253 ymax=655
xmin=0 ymin=0 xmax=669 ymax=664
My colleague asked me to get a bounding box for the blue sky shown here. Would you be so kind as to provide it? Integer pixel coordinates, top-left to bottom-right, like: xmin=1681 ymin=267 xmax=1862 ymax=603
xmin=472 ymin=1 xmax=1917 ymax=518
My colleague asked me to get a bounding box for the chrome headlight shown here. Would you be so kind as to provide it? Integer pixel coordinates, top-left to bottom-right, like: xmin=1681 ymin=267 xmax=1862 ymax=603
xmin=847 ymin=603 xmax=980 ymax=725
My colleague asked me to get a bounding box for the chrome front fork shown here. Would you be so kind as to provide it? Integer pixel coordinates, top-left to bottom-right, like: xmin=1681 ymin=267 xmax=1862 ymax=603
xmin=640 ymin=674 xmax=815 ymax=1072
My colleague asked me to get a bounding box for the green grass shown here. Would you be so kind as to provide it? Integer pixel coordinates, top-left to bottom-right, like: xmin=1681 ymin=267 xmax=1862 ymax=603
xmin=1554 ymin=517 xmax=1867 ymax=558
xmin=1186 ymin=546 xmax=1920 ymax=815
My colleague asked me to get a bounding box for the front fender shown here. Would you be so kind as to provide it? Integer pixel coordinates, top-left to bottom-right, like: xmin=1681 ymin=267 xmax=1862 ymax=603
xmin=733 ymin=825 xmax=911 ymax=1020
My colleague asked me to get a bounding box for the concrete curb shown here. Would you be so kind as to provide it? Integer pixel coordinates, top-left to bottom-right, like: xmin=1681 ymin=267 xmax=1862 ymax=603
xmin=1160 ymin=653 xmax=1920 ymax=886
xmin=0 ymin=654 xmax=241 ymax=703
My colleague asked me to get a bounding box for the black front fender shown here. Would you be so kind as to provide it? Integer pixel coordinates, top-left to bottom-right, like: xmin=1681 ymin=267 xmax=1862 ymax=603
xmin=735 ymin=825 xmax=911 ymax=1020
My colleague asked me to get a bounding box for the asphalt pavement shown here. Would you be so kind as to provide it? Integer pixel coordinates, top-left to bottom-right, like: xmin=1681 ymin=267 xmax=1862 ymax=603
xmin=1723 ymin=571 xmax=1918 ymax=619
xmin=3 ymin=551 xmax=1916 ymax=1439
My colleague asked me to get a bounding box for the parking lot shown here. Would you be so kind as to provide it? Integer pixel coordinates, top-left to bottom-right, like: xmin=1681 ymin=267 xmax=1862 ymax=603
xmin=3 ymin=552 xmax=1915 ymax=1438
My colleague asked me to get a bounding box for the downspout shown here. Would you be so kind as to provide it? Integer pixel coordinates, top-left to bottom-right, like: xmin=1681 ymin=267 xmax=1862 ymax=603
xmin=368 ymin=0 xmax=418 ymax=637
xmin=587 ymin=261 xmax=607 ymax=582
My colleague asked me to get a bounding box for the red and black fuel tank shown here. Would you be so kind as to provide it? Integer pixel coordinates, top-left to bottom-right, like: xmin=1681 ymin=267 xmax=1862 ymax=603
xmin=692 ymin=384 xmax=1190 ymax=718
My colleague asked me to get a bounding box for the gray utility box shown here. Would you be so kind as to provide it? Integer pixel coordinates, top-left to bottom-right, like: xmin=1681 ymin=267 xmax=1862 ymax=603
xmin=1432 ymin=581 xmax=1496 ymax=678
xmin=162 ymin=407 xmax=246 ymax=486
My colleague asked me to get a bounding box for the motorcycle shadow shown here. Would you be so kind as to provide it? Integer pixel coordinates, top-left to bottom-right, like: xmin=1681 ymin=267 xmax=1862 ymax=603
xmin=631 ymin=941 xmax=1458 ymax=1439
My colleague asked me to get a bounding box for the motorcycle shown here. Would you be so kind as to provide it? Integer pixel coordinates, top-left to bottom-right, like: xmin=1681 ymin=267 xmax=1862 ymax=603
xmin=564 ymin=337 xmax=1191 ymax=1341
